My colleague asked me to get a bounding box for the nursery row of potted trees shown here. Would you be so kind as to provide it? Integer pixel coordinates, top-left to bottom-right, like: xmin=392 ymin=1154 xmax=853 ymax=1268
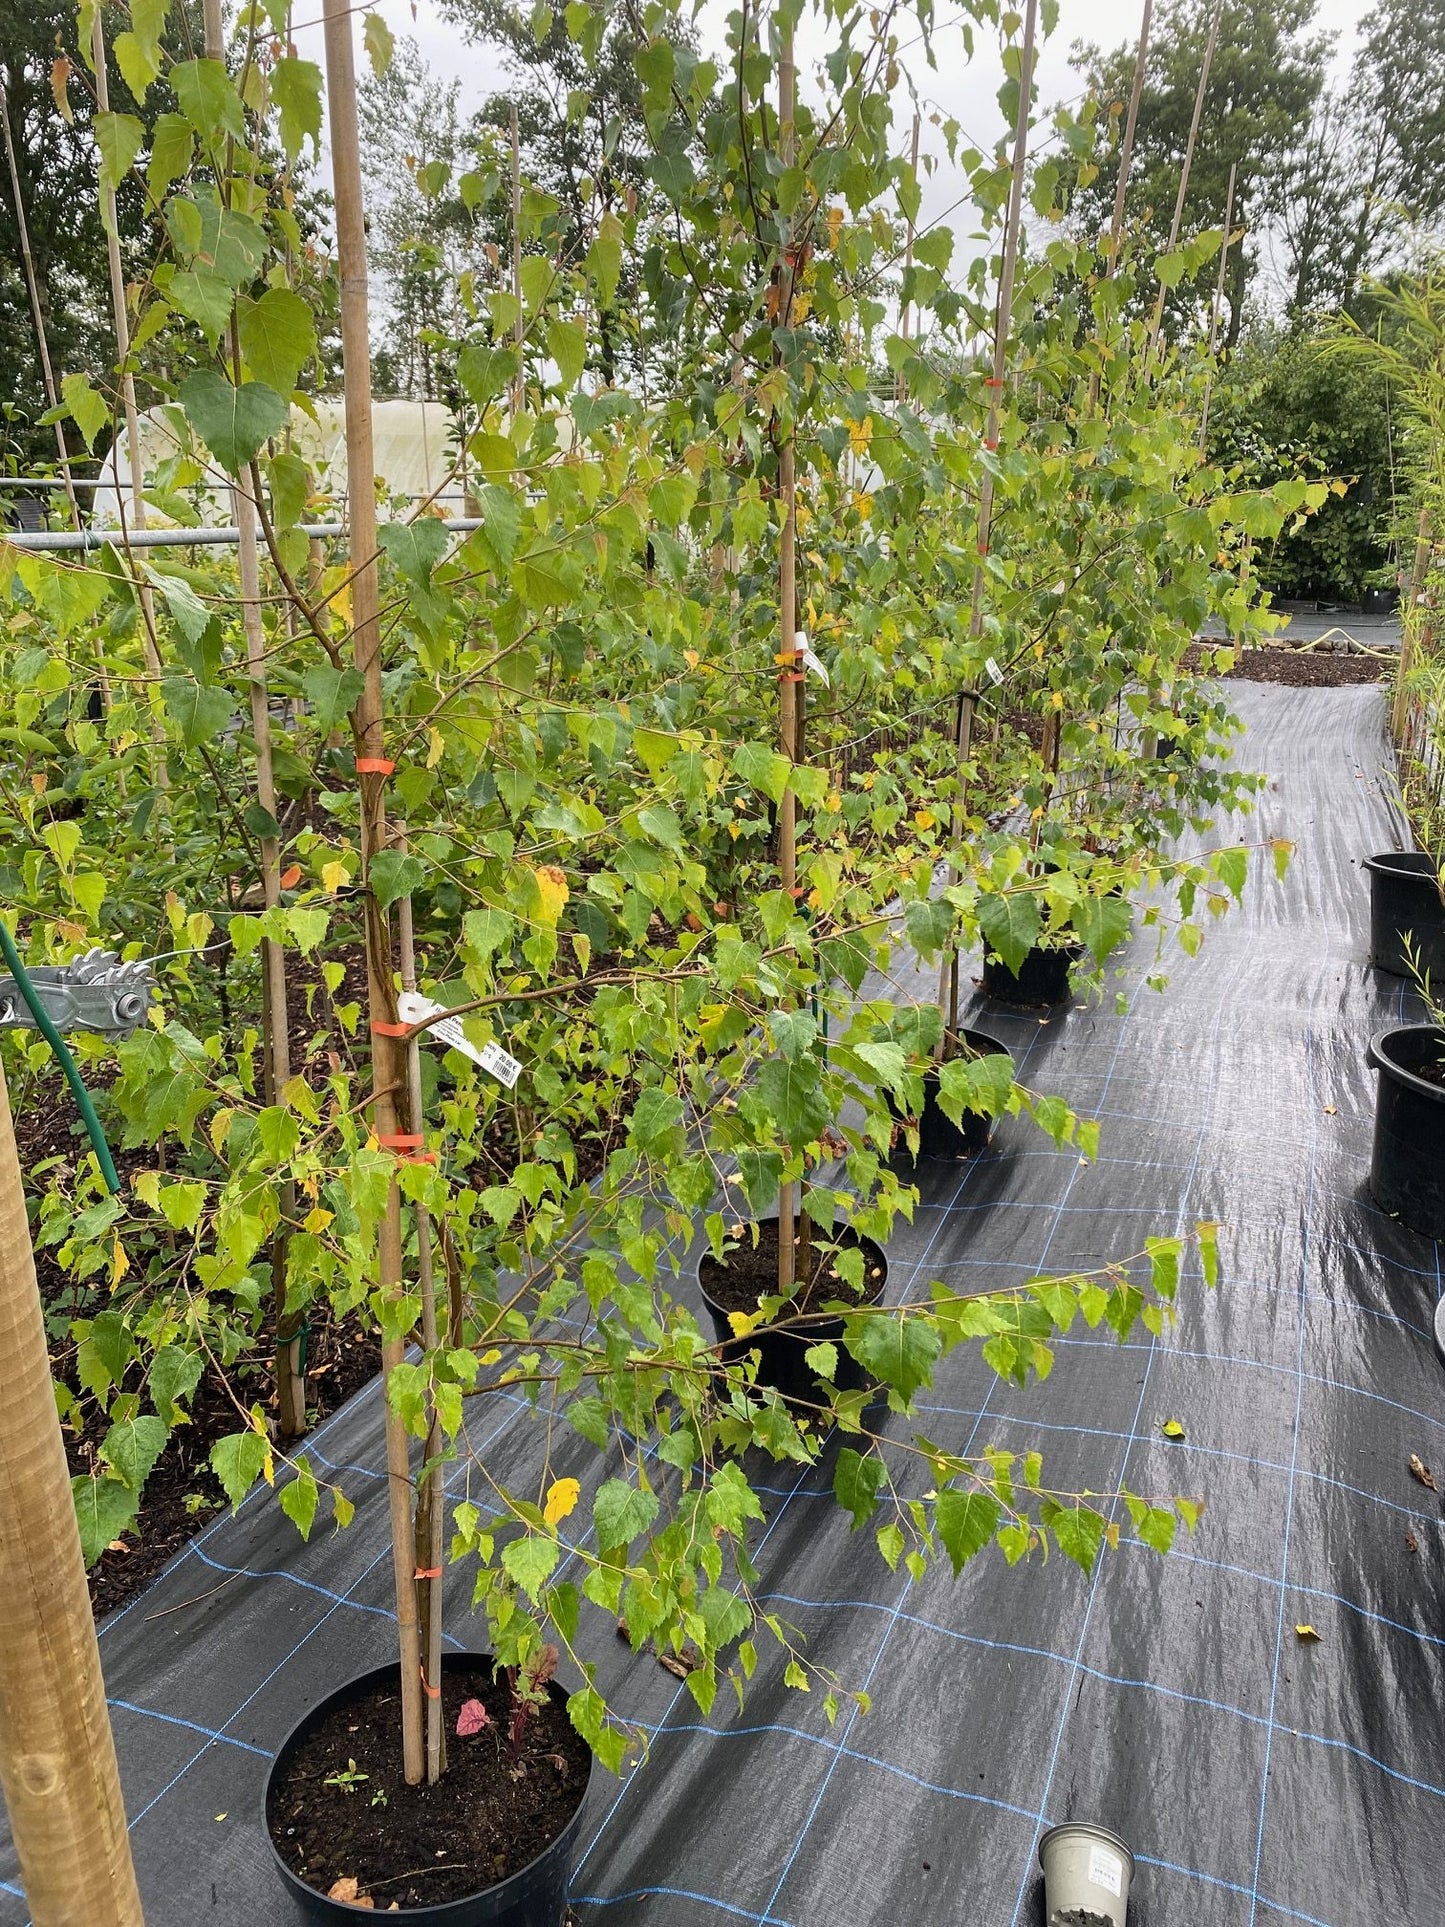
xmin=0 ymin=0 xmax=1319 ymax=1916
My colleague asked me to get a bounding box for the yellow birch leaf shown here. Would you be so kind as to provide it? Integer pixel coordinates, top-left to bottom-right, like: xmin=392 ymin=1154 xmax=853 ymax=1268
xmin=544 ymin=1477 xmax=581 ymax=1526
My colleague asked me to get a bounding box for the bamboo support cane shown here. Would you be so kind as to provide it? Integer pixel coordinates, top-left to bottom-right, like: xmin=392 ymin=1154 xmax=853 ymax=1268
xmin=0 ymin=79 xmax=81 ymax=533
xmin=938 ymin=0 xmax=1038 ymax=1044
xmin=1394 ymin=506 xmax=1433 ymax=744
xmin=90 ymin=12 xmax=165 ymax=737
xmin=1197 ymin=162 xmax=1237 ymax=454
xmin=321 ymin=0 xmax=425 ymax=1784
xmin=201 ymin=0 xmax=306 ymax=1440
xmin=0 ymin=1061 xmax=144 ymax=1926
xmin=396 ymin=863 xmax=446 ymax=1786
xmin=775 ymin=26 xmax=800 ymax=1290
xmin=1143 ymin=0 xmax=1224 ymax=372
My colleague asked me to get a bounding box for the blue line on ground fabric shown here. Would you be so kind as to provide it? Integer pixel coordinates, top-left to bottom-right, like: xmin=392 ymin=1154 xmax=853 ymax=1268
xmin=1248 ymin=1023 xmax=1323 ymax=1926
xmin=571 ymin=1883 xmax=797 ymax=1923
xmin=1006 ymin=973 xmax=1230 ymax=1927
xmin=106 ymin=1701 xmax=271 ymax=1758
xmin=750 ymin=1013 xmax=1062 ymax=1925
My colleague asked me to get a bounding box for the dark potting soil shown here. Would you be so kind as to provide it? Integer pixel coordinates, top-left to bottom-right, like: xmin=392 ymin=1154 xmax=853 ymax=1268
xmin=699 ymin=1219 xmax=887 ymax=1317
xmin=1183 ymin=642 xmax=1387 ymax=687
xmin=269 ymin=1666 xmax=591 ymax=1909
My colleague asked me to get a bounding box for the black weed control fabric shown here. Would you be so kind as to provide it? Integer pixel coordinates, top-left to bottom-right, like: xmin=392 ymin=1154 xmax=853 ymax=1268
xmin=4 ymin=681 xmax=1444 ymax=1927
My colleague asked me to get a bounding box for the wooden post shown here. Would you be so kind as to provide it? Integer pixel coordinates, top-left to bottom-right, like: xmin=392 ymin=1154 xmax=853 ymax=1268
xmin=321 ymin=0 xmax=425 ymax=1786
xmin=0 ymin=1062 xmax=144 ymax=1926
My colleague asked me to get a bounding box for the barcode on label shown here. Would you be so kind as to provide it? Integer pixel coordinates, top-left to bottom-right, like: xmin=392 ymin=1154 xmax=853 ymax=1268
xmin=478 ymin=1039 xmax=523 ymax=1088
xmin=984 ymin=655 xmax=1005 ymax=686
xmin=1086 ymin=1845 xmax=1123 ymax=1899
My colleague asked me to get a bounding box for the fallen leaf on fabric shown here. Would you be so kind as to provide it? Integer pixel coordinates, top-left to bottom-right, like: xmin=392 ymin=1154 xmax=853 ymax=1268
xmin=456 ymin=1697 xmax=491 ymax=1737
xmin=1409 ymin=1454 xmax=1437 ymax=1491
xmin=658 ymin=1646 xmax=701 ymax=1678
xmin=213 ymin=1813 xmax=227 ymax=1822
xmin=1406 ymin=1530 xmax=1420 ymax=1554
xmin=1161 ymin=1419 xmax=1187 ymax=1441
xmin=1323 ymin=1104 xmax=1337 ymax=1115
xmin=1295 ymin=1625 xmax=1322 ymax=1642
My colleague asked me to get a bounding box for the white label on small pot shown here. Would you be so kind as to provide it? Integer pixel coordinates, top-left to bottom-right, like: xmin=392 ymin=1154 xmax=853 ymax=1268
xmin=984 ymin=655 xmax=1005 ymax=686
xmin=1087 ymin=1845 xmax=1123 ymax=1898
xmin=397 ymin=992 xmax=522 ymax=1087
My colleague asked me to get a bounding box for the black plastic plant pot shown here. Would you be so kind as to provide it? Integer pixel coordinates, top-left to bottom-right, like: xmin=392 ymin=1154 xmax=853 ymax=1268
xmin=982 ymin=943 xmax=1079 ymax=1008
xmin=265 ymin=1656 xmax=592 ymax=1926
xmin=1367 ymin=1026 xmax=1445 ymax=1241
xmin=697 ymin=1216 xmax=888 ymax=1405
xmin=891 ymin=1028 xmax=1013 ymax=1159
xmin=1363 ymin=851 xmax=1445 ymax=983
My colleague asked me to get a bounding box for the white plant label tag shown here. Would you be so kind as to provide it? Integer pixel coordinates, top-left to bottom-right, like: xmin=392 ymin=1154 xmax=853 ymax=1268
xmin=397 ymin=992 xmax=522 ymax=1088
xmin=1087 ymin=1845 xmax=1123 ymax=1898
xmin=984 ymin=655 xmax=1005 ymax=687
xmin=796 ymin=632 xmax=830 ymax=686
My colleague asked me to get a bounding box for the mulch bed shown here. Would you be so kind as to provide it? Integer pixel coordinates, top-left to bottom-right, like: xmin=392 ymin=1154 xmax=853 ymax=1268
xmin=1184 ymin=642 xmax=1390 ymax=688
xmin=14 ymin=1077 xmax=383 ymax=1621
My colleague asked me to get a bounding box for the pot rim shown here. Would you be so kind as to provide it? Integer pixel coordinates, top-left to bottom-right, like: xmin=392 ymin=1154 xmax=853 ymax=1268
xmin=1363 ymin=849 xmax=1441 ymax=881
xmin=1038 ymin=1818 xmax=1136 ymax=1875
xmin=696 ymin=1216 xmax=888 ymax=1320
xmin=265 ymin=1654 xmax=592 ymax=1920
xmin=1366 ymin=1024 xmax=1445 ymax=1103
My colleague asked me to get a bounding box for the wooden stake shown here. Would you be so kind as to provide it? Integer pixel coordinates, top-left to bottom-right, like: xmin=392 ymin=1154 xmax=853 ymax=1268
xmin=1197 ymin=161 xmax=1237 ymax=453
xmin=775 ymin=25 xmax=800 ymax=1292
xmin=1086 ymin=0 xmax=1152 ymax=415
xmin=396 ymin=861 xmax=445 ymax=1786
xmin=321 ymin=0 xmax=425 ymax=1786
xmin=91 ymin=12 xmax=163 ymax=717
xmin=510 ymin=103 xmax=524 ymax=421
xmin=897 ymin=113 xmax=921 ymax=403
xmin=1144 ymin=0 xmax=1224 ymax=369
xmin=0 ymin=1062 xmax=144 ymax=1927
xmin=1394 ymin=505 xmax=1433 ymax=743
xmin=938 ymin=0 xmax=1038 ymax=1048
xmin=0 ymin=78 xmax=81 ymax=532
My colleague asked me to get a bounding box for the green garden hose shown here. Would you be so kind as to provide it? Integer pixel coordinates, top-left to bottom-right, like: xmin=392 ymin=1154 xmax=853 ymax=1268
xmin=0 ymin=918 xmax=122 ymax=1195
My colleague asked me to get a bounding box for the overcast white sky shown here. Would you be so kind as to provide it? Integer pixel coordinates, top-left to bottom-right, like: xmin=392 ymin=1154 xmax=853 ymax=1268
xmin=292 ymin=0 xmax=1371 ymax=267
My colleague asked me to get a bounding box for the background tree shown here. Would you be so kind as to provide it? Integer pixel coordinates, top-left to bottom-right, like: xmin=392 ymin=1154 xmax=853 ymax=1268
xmin=1067 ymin=0 xmax=1326 ymax=349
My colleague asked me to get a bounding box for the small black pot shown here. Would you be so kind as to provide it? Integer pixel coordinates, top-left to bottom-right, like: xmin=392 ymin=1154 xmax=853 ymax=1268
xmin=266 ymin=1656 xmax=591 ymax=1926
xmin=698 ymin=1217 xmax=888 ymax=1405
xmin=1367 ymin=1026 xmax=1445 ymax=1241
xmin=891 ymin=1028 xmax=1013 ymax=1159
xmin=1363 ymin=851 xmax=1445 ymax=983
xmin=982 ymin=943 xmax=1078 ymax=1008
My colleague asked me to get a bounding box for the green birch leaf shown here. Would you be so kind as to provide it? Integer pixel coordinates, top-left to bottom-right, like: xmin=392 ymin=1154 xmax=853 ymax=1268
xmin=61 ymin=372 xmax=109 ymax=451
xmin=842 ymin=1313 xmax=940 ymax=1400
xmin=237 ymin=288 xmax=316 ymax=393
xmin=833 ymin=1446 xmax=886 ymax=1528
xmin=147 ymin=113 xmax=194 ymax=199
xmin=95 ymin=112 xmax=144 ymax=188
xmin=280 ymin=1466 xmax=319 ymax=1540
xmin=171 ymin=59 xmax=246 ymax=140
xmin=179 ymin=371 xmax=287 ymax=475
xmin=934 ymin=1489 xmax=999 ymax=1573
xmin=99 ymin=1414 xmax=169 ymax=1491
xmin=72 ymin=1476 xmax=141 ymax=1567
xmin=978 ymin=891 xmax=1042 ymax=975
xmin=270 ymin=56 xmax=323 ymax=161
